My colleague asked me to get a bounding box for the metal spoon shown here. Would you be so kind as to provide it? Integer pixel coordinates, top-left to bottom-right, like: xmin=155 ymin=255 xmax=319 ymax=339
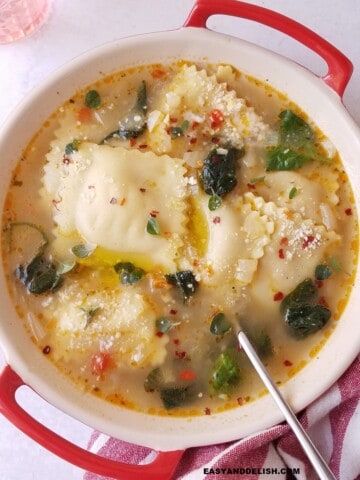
xmin=236 ymin=326 xmax=336 ymax=480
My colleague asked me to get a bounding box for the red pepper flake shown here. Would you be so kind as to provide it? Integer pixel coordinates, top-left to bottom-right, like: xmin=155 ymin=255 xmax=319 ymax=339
xmin=156 ymin=331 xmax=164 ymax=338
xmin=166 ymin=127 xmax=172 ymax=135
xmin=273 ymin=291 xmax=284 ymax=301
xmin=204 ymin=407 xmax=211 ymax=415
xmin=345 ymin=208 xmax=352 ymax=216
xmin=110 ymin=197 xmax=117 ymax=205
xmin=318 ymin=296 xmax=329 ymax=307
xmin=302 ymin=235 xmax=315 ymax=249
xmin=170 ymin=309 xmax=177 ymax=315
xmin=280 ymin=237 xmax=288 ymax=247
xmin=62 ymin=156 xmax=71 ymax=164
xmin=139 ymin=144 xmax=148 ymax=149
xmin=247 ymin=183 xmax=256 ymax=190
xmin=284 ymin=359 xmax=293 ymax=367
xmin=314 ymin=279 xmax=323 ymax=289
xmin=173 ymin=338 xmax=180 ymax=345
xmin=237 ymin=397 xmax=244 ymax=406
xmin=150 ymin=210 xmax=159 ymax=218
xmin=139 ymin=187 xmax=146 ymax=193
xmin=175 ymin=350 xmax=186 ymax=360
xmin=191 ymin=121 xmax=199 ymax=130
xmin=213 ymin=216 xmax=221 ymax=224
xmin=42 ymin=345 xmax=51 ymax=355
xmin=278 ymin=248 xmax=285 ymax=259
xmin=211 ymin=136 xmax=220 ymax=144
xmin=129 ymin=138 xmax=136 ymax=147
xmin=209 ymin=109 xmax=224 ymax=129
xmin=120 ymin=197 xmax=126 ymax=206
xmin=179 ymin=369 xmax=197 ymax=381
xmin=169 ymin=116 xmax=178 ymax=123
xmin=151 ymin=68 xmax=166 ymax=79
xmin=189 ymin=137 xmax=197 ymax=144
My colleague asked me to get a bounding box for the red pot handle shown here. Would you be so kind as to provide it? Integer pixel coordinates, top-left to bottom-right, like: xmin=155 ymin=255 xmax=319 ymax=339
xmin=184 ymin=0 xmax=353 ymax=97
xmin=0 ymin=366 xmax=184 ymax=480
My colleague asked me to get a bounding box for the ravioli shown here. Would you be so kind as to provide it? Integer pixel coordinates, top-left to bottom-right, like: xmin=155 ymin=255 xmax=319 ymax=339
xmin=49 ymin=273 xmax=168 ymax=368
xmin=43 ymin=143 xmax=187 ymax=271
xmin=198 ymin=192 xmax=274 ymax=286
xmin=146 ymin=64 xmax=270 ymax=154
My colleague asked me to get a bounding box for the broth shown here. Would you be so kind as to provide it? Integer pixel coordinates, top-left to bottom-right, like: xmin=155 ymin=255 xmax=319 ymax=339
xmin=1 ymin=62 xmax=357 ymax=416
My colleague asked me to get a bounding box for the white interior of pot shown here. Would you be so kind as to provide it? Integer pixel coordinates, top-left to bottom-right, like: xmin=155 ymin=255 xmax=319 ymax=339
xmin=0 ymin=27 xmax=359 ymax=451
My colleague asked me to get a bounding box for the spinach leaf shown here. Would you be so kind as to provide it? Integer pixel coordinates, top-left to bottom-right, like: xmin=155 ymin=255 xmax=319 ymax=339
xmin=247 ymin=330 xmax=273 ymax=358
xmin=280 ymin=278 xmax=331 ymax=339
xmin=71 ymin=243 xmax=96 ymax=258
xmin=165 ymin=270 xmax=198 ymax=301
xmin=85 ymin=90 xmax=101 ymax=109
xmin=81 ymin=306 xmax=101 ymax=330
xmin=144 ymin=368 xmax=163 ymax=392
xmin=101 ymin=81 xmax=147 ymax=143
xmin=280 ymin=278 xmax=317 ymax=314
xmin=284 ymin=304 xmax=331 ymax=339
xmin=114 ymin=262 xmax=145 ymax=285
xmin=289 ymin=186 xmax=298 ymax=199
xmin=266 ymin=110 xmax=329 ymax=171
xmin=199 ymin=147 xmax=243 ymax=197
xmin=15 ymin=254 xmax=63 ymax=294
xmin=146 ymin=217 xmax=160 ymax=235
xmin=315 ymin=264 xmax=332 ymax=280
xmin=144 ymin=369 xmax=195 ymax=409
xmin=170 ymin=120 xmax=189 ymax=139
xmin=208 ymin=194 xmax=222 ymax=211
xmin=210 ymin=349 xmax=241 ymax=393
xmin=160 ymin=386 xmax=193 ymax=410
xmin=279 ymin=110 xmax=315 ymax=148
xmin=266 ymin=146 xmax=310 ymax=171
xmin=65 ymin=139 xmax=81 ymax=156
xmin=118 ymin=81 xmax=147 ymax=139
xmin=156 ymin=316 xmax=179 ymax=333
xmin=210 ymin=313 xmax=232 ymax=336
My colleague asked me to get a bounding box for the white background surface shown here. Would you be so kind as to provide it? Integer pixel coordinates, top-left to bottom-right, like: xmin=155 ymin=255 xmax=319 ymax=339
xmin=0 ymin=1 xmax=359 ymax=479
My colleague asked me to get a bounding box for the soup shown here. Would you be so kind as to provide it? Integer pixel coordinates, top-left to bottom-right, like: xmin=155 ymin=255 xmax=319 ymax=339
xmin=1 ymin=62 xmax=357 ymax=416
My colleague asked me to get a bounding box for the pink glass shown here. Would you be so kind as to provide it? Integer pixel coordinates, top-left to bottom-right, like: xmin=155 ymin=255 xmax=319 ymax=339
xmin=0 ymin=0 xmax=48 ymax=44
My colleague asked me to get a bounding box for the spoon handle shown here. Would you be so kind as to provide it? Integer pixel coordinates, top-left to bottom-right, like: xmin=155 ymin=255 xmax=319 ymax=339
xmin=237 ymin=331 xmax=336 ymax=480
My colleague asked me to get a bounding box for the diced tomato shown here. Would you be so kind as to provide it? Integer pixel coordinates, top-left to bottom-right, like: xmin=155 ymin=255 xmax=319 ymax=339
xmin=90 ymin=352 xmax=112 ymax=376
xmin=209 ymin=109 xmax=224 ymax=129
xmin=179 ymin=369 xmax=197 ymax=381
xmin=77 ymin=106 xmax=93 ymax=123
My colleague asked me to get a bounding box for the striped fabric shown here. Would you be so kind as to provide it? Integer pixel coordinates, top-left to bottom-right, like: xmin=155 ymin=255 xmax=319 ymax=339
xmin=84 ymin=356 xmax=360 ymax=480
